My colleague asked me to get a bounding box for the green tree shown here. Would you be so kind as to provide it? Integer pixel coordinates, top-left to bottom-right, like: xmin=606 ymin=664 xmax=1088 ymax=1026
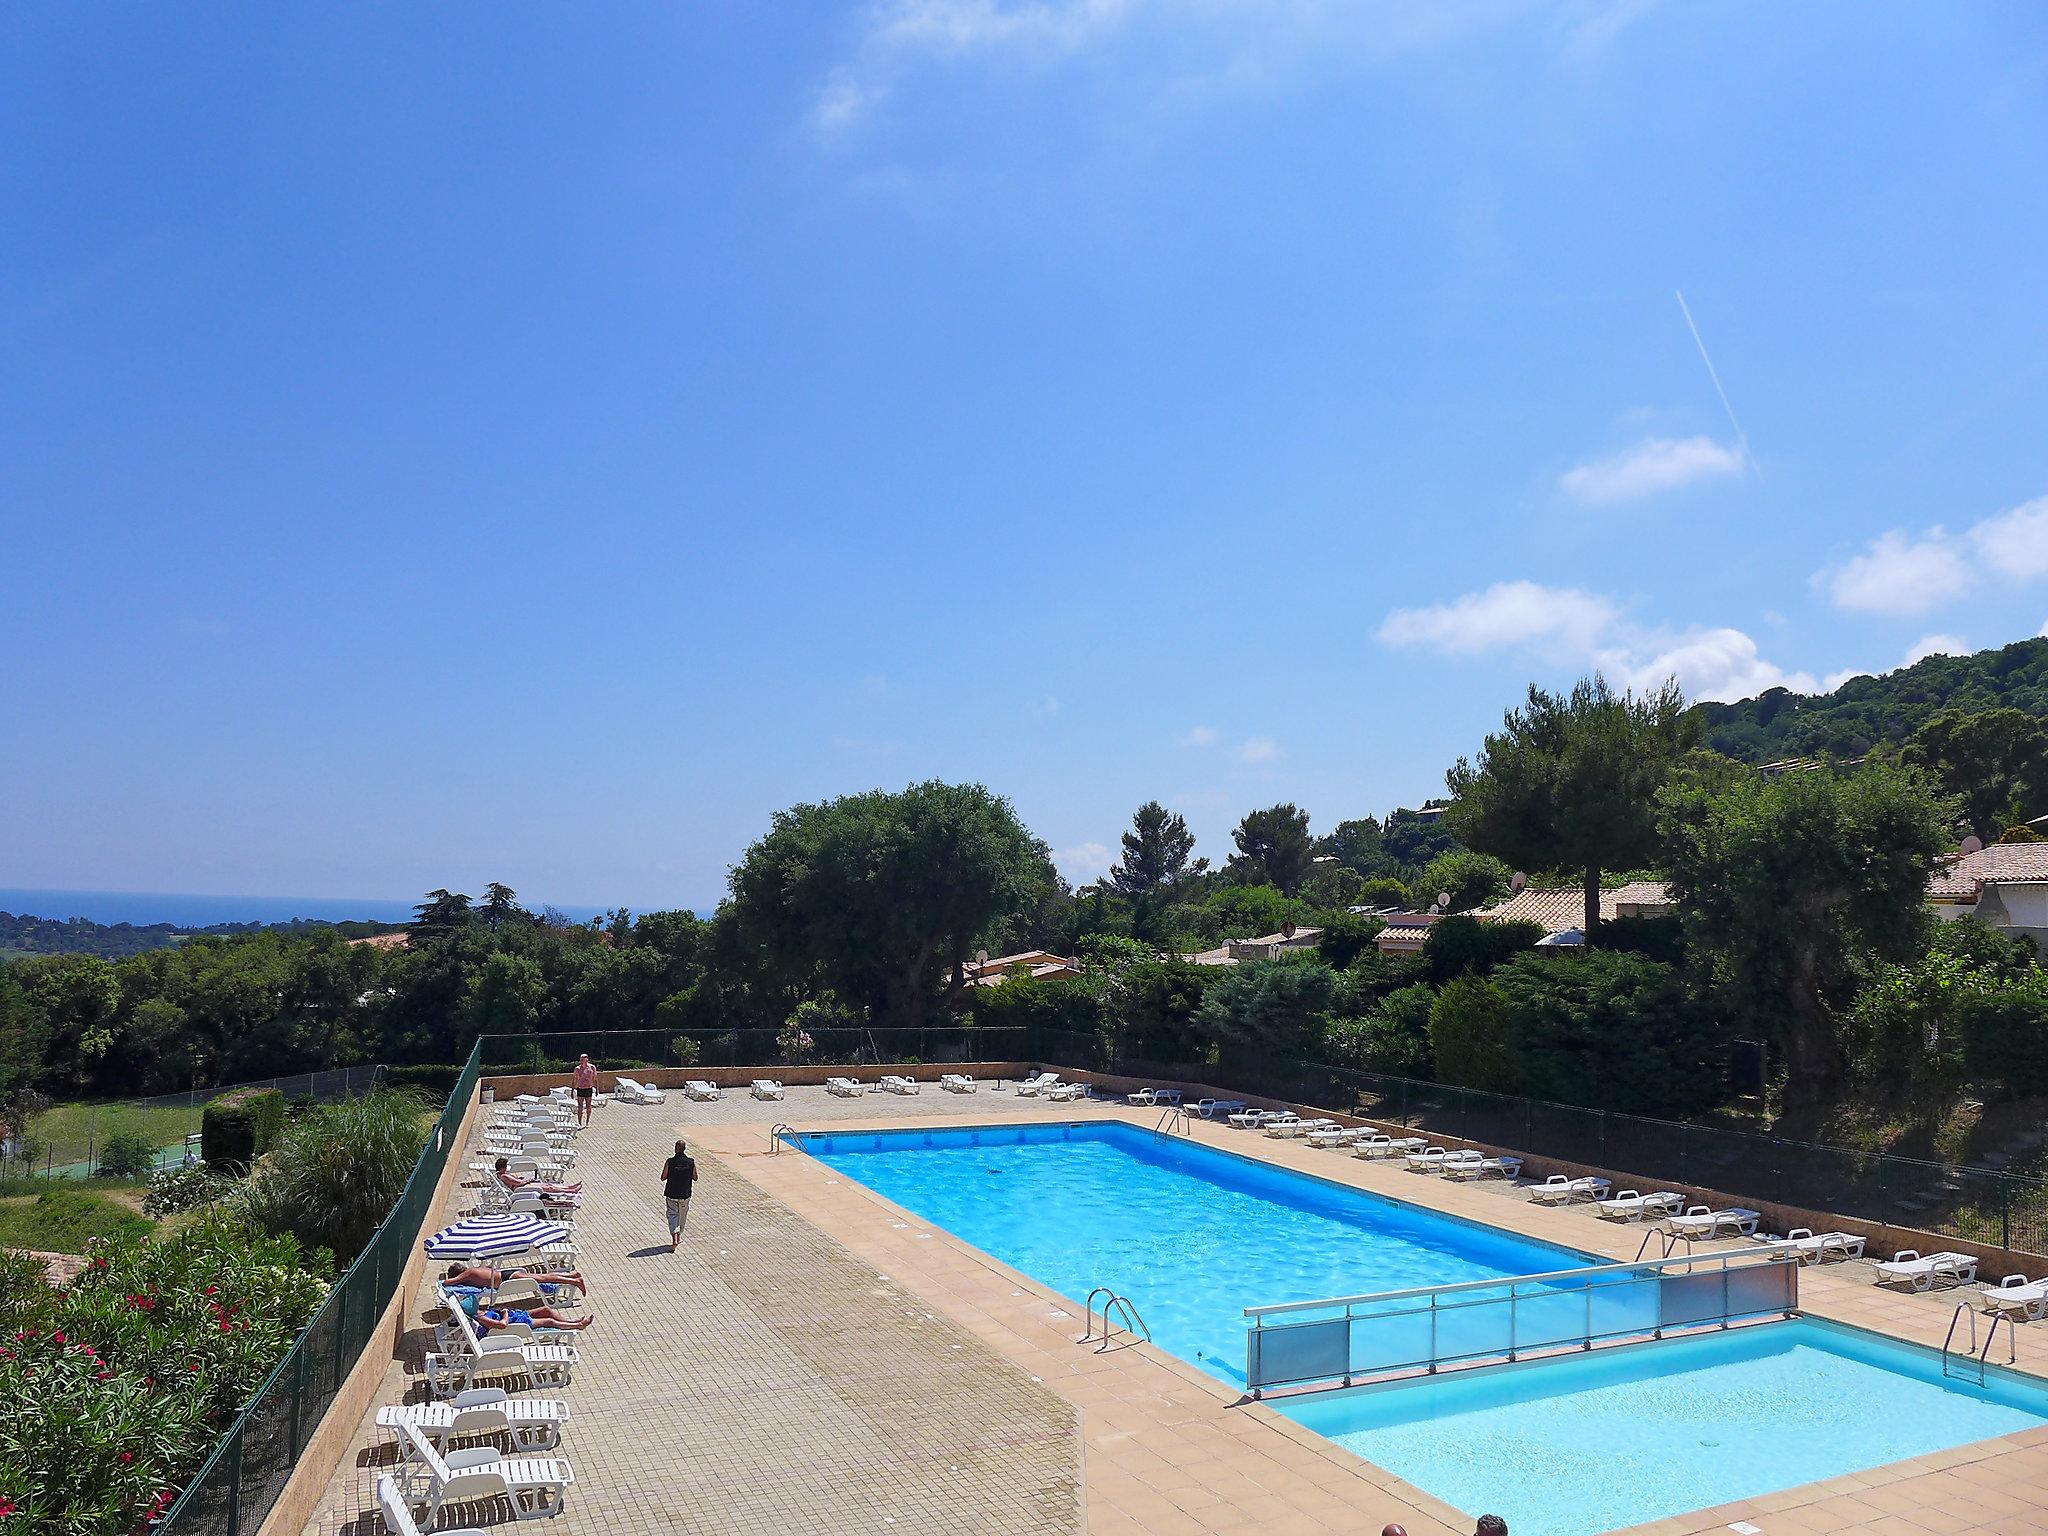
xmin=1901 ymin=707 xmax=2048 ymax=841
xmin=1492 ymin=950 xmax=1726 ymax=1115
xmin=1418 ymin=850 xmax=1513 ymax=913
xmin=478 ymin=882 xmax=525 ymax=931
xmin=1662 ymin=761 xmax=1956 ymax=1102
xmin=1447 ymin=676 xmax=1695 ymax=940
xmin=465 ymin=951 xmax=547 ymax=1037
xmin=409 ymin=889 xmax=473 ymax=944
xmin=1420 ymin=916 xmax=1544 ymax=986
xmin=1426 ymin=975 xmax=1517 ymax=1093
xmin=1109 ymin=801 xmax=1207 ymax=903
xmin=1227 ymin=805 xmax=1316 ymax=895
xmin=1382 ymin=807 xmax=1461 ymax=870
xmin=726 ymin=781 xmax=1049 ymax=1028
xmin=1320 ymin=818 xmax=1392 ymax=878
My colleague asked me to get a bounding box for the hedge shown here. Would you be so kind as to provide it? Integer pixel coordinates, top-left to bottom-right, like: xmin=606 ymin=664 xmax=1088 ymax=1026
xmin=199 ymin=1087 xmax=286 ymax=1172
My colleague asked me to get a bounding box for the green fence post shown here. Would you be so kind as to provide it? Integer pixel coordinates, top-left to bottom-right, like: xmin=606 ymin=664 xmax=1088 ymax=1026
xmin=289 ymin=1340 xmax=307 ymax=1459
xmin=225 ymin=1428 xmax=243 ymax=1536
xmin=2003 ymin=1180 xmax=2012 ymax=1251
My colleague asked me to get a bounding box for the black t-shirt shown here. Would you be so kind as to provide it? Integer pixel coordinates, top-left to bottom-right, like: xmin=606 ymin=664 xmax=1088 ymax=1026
xmin=663 ymin=1155 xmax=697 ymax=1200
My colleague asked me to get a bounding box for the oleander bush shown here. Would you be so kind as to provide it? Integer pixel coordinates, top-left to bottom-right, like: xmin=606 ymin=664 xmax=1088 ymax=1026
xmin=143 ymin=1165 xmax=232 ymax=1219
xmin=0 ymin=1213 xmax=328 ymax=1536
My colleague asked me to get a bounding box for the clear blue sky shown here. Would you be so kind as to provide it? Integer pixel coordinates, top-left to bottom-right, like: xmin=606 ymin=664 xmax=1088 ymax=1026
xmin=5 ymin=2 xmax=2048 ymax=913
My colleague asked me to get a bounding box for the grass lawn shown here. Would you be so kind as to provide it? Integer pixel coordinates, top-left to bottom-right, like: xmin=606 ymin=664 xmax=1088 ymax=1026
xmin=22 ymin=1101 xmax=198 ymax=1174
xmin=0 ymin=1188 xmax=153 ymax=1251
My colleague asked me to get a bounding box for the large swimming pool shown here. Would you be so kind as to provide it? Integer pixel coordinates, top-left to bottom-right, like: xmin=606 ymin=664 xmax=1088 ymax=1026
xmin=1278 ymin=1318 xmax=2048 ymax=1536
xmin=799 ymin=1120 xmax=2048 ymax=1533
xmin=800 ymin=1120 xmax=1586 ymax=1385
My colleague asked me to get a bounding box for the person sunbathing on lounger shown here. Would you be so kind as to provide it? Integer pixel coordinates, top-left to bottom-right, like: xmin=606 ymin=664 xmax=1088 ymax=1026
xmin=494 ymin=1157 xmax=582 ymax=1197
xmin=475 ymin=1302 xmax=594 ymax=1333
xmin=443 ymin=1262 xmax=587 ymax=1296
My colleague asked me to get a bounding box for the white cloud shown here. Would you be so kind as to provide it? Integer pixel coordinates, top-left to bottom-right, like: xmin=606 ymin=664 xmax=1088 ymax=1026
xmin=1238 ymin=736 xmax=1278 ymax=764
xmin=815 ymin=0 xmax=1634 ymax=134
xmin=1902 ymin=633 xmax=1968 ymax=667
xmin=1176 ymin=725 xmax=1219 ymax=749
xmin=1056 ymin=840 xmax=1112 ymax=880
xmin=1972 ymin=495 xmax=2048 ymax=581
xmin=1821 ymin=667 xmax=1868 ymax=693
xmin=1818 ymin=529 xmax=1971 ymax=617
xmin=1597 ymin=628 xmax=1818 ymax=703
xmin=1379 ymin=581 xmax=1818 ymax=703
xmin=1378 ymin=581 xmax=1618 ymax=658
xmin=1557 ymin=436 xmax=1744 ymax=506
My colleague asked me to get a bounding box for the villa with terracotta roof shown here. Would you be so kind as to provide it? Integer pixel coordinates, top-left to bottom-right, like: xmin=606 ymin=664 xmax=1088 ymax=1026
xmin=1474 ymin=880 xmax=1673 ymax=936
xmin=1927 ymin=840 xmax=2048 ymax=950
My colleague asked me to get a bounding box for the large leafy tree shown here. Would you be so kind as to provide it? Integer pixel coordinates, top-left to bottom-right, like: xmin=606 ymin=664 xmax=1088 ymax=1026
xmin=1447 ymin=676 xmax=1694 ymax=939
xmin=1227 ymin=804 xmax=1315 ymax=895
xmin=726 ymin=781 xmax=1049 ymax=1028
xmin=1661 ymin=761 xmax=1956 ymax=1103
xmin=1109 ymin=802 xmax=1207 ymax=904
xmin=1320 ymin=818 xmax=1391 ymax=878
xmin=1900 ymin=707 xmax=2048 ymax=840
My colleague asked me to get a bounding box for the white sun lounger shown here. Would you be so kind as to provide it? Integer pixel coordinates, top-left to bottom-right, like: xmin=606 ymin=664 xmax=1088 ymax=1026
xmin=879 ymin=1074 xmax=920 ymax=1094
xmin=394 ymin=1422 xmax=574 ymax=1525
xmin=1015 ymin=1072 xmax=1060 ymax=1097
xmin=1307 ymin=1126 xmax=1369 ymax=1149
xmin=377 ymin=1473 xmax=490 ymax=1536
xmin=683 ymin=1080 xmax=723 ymax=1101
xmin=940 ymin=1074 xmax=977 ymax=1093
xmin=1528 ymin=1175 xmax=1610 ymax=1205
xmin=826 ymin=1076 xmax=863 ymax=1097
xmin=1405 ymin=1146 xmax=1480 ymax=1172
xmin=424 ymin=1307 xmax=578 ymax=1396
xmin=378 ymin=1388 xmax=571 ymax=1455
xmin=1875 ymin=1249 xmax=1978 ymax=1292
xmin=1045 ymin=1081 xmax=1089 ymax=1101
xmin=614 ymin=1077 xmax=665 ymax=1104
xmin=1442 ymin=1155 xmax=1523 ymax=1182
xmin=1227 ymin=1108 xmax=1285 ymax=1129
xmin=1763 ymin=1227 xmax=1866 ymax=1264
xmin=1595 ymin=1190 xmax=1686 ymax=1222
xmin=750 ymin=1079 xmax=785 ymax=1100
xmin=1667 ymin=1206 xmax=1761 ymax=1239
xmin=1265 ymin=1117 xmax=1337 ymax=1139
xmin=1188 ymin=1098 xmax=1245 ymax=1119
xmin=1983 ymin=1274 xmax=2048 ymax=1322
xmin=1355 ymin=1134 xmax=1428 ymax=1159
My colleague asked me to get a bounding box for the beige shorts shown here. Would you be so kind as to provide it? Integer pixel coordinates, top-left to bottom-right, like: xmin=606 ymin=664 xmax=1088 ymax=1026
xmin=665 ymin=1197 xmax=691 ymax=1236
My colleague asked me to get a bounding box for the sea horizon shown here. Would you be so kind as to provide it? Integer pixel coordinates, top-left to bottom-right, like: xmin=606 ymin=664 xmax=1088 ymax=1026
xmin=0 ymin=887 xmax=680 ymax=929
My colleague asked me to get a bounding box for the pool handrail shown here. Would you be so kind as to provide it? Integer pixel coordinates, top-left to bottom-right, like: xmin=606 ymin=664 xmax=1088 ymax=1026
xmin=1242 ymin=1241 xmax=1804 ymax=1319
xmin=1243 ymin=1243 xmax=1803 ymax=1395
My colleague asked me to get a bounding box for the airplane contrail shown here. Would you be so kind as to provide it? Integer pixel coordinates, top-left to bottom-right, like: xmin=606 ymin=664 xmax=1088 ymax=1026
xmin=1675 ymin=289 xmax=1760 ymax=480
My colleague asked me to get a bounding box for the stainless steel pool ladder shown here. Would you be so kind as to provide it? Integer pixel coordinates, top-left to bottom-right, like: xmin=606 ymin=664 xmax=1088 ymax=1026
xmin=1634 ymin=1226 xmax=1682 ymax=1262
xmin=768 ymin=1123 xmax=796 ymax=1153
xmin=1942 ymin=1301 xmax=2015 ymax=1384
xmin=1084 ymin=1286 xmax=1152 ymax=1351
xmin=1154 ymin=1104 xmax=1189 ymax=1138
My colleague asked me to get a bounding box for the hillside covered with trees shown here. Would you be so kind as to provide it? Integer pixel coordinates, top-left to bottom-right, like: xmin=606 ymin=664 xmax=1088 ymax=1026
xmin=1694 ymin=636 xmax=2048 ymax=764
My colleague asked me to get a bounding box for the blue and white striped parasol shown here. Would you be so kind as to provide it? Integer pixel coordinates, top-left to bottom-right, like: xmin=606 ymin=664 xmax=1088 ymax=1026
xmin=422 ymin=1213 xmax=569 ymax=1259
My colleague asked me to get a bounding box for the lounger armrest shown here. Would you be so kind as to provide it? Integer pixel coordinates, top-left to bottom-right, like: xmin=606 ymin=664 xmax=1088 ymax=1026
xmin=1998 ymin=1274 xmax=2031 ymax=1289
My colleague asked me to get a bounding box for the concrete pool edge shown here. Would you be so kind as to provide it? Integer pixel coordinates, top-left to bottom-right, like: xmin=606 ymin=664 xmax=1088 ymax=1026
xmin=698 ymin=1097 xmax=2048 ymax=1536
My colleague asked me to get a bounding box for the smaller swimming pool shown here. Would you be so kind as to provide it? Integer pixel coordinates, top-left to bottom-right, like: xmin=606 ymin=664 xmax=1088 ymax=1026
xmin=1275 ymin=1317 xmax=2048 ymax=1536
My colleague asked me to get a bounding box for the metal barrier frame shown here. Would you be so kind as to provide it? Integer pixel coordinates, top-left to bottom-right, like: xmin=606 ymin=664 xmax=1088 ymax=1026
xmin=155 ymin=1041 xmax=484 ymax=1536
xmin=1243 ymin=1244 xmax=1800 ymax=1397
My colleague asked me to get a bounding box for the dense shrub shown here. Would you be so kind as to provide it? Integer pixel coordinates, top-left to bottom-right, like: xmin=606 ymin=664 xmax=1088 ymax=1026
xmin=1847 ymin=920 xmax=2048 ymax=1098
xmin=969 ymin=975 xmax=1104 ymax=1054
xmin=1593 ymin=913 xmax=1685 ymax=965
xmin=95 ymin=1131 xmax=157 ymax=1180
xmin=143 ymin=1165 xmax=232 ymax=1218
xmin=1312 ymin=913 xmax=1384 ymax=970
xmin=1427 ymin=976 xmax=1517 ymax=1093
xmin=199 ymin=1088 xmax=285 ymax=1173
xmin=1114 ymin=959 xmax=1219 ymax=1064
xmin=236 ymin=1089 xmax=428 ymax=1263
xmin=0 ymin=1213 xmax=327 ymax=1536
xmin=1421 ymin=916 xmax=1543 ymax=986
xmin=1194 ymin=956 xmax=1339 ymax=1067
xmin=1491 ymin=951 xmax=1727 ymax=1115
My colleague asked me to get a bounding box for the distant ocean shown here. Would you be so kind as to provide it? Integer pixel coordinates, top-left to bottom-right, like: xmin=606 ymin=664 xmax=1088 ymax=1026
xmin=0 ymin=888 xmax=617 ymax=928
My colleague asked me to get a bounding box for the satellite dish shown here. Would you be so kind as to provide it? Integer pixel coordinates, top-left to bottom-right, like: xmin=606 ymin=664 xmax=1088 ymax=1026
xmin=1280 ymin=921 xmax=1297 ymax=939
xmin=1960 ymin=836 xmax=1985 ymax=856
xmin=1435 ymin=891 xmax=1453 ymax=913
xmin=1510 ymin=871 xmax=1528 ymax=893
xmin=975 ymin=949 xmax=989 ymax=966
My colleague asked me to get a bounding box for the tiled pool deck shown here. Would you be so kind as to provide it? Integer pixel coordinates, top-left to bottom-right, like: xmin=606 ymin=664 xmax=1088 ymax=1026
xmin=302 ymin=1083 xmax=2048 ymax=1536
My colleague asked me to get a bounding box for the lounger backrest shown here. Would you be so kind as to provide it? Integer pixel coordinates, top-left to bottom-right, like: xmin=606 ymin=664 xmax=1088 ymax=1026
xmin=402 ymin=1421 xmax=456 ymax=1485
xmin=377 ymin=1475 xmax=422 ymax=1536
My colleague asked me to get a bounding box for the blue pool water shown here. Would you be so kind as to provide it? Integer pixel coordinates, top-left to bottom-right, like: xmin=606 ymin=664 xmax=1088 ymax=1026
xmin=800 ymin=1121 xmax=1586 ymax=1385
xmin=1278 ymin=1319 xmax=2048 ymax=1536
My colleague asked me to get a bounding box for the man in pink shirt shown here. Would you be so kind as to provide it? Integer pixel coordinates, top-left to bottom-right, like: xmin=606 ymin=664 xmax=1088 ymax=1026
xmin=573 ymin=1053 xmax=599 ymax=1125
